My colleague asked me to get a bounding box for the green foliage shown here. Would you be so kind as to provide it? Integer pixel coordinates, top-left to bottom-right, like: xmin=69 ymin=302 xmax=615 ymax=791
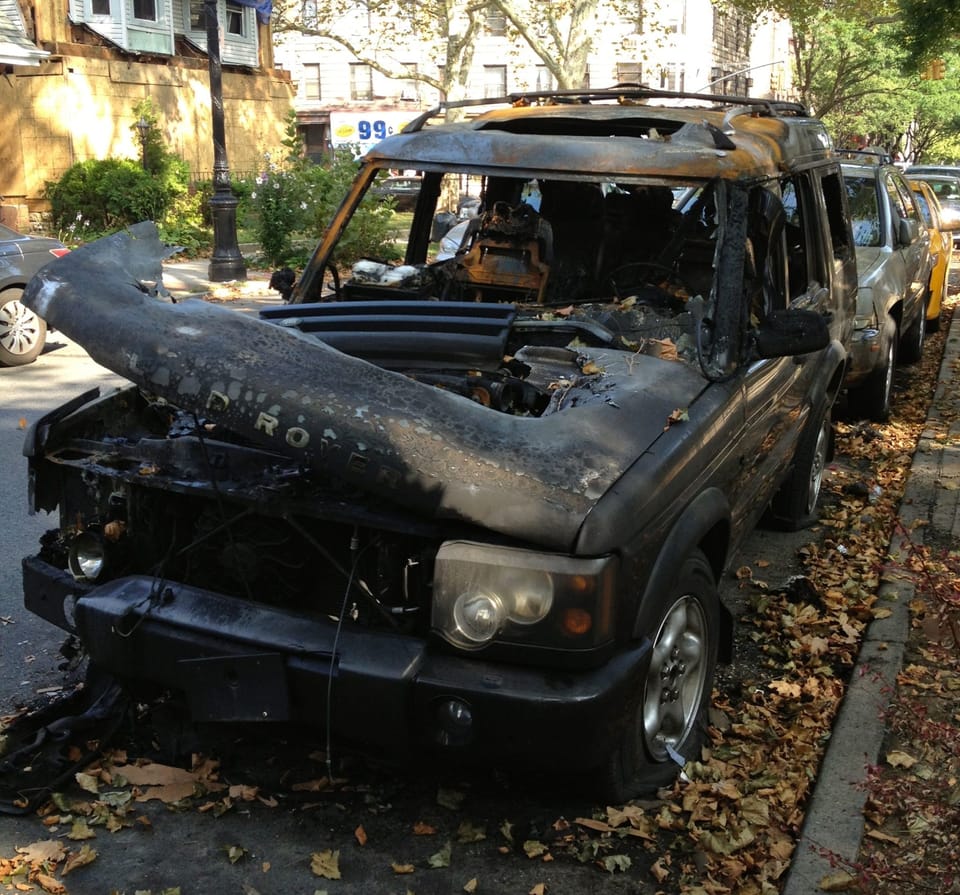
xmin=45 ymin=158 xmax=170 ymax=239
xmin=45 ymin=99 xmax=199 ymax=246
xmin=246 ymin=143 xmax=397 ymax=268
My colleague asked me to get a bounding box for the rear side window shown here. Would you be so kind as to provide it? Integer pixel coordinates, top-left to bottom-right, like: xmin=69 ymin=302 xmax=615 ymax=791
xmin=845 ymin=176 xmax=880 ymax=247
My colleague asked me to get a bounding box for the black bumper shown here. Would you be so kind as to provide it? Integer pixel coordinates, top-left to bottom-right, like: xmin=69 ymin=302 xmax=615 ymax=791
xmin=22 ymin=556 xmax=646 ymax=768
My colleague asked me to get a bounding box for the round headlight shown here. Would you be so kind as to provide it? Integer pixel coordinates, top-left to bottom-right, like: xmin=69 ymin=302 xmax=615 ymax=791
xmin=68 ymin=531 xmax=106 ymax=581
xmin=452 ymin=591 xmax=505 ymax=644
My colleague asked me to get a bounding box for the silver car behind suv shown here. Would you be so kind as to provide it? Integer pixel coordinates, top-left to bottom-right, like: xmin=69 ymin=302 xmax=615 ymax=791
xmin=841 ymin=156 xmax=932 ymax=420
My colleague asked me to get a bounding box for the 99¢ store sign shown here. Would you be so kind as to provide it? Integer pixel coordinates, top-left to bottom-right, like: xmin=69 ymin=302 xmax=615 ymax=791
xmin=329 ymin=112 xmax=413 ymax=155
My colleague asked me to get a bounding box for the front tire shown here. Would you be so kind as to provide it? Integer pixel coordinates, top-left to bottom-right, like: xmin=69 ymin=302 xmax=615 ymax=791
xmin=595 ymin=550 xmax=719 ymax=803
xmin=851 ymin=334 xmax=896 ymax=422
xmin=0 ymin=288 xmax=46 ymax=366
xmin=768 ymin=406 xmax=832 ymax=530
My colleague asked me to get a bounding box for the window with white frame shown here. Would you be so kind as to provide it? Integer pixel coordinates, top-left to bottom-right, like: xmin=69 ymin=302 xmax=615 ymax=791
xmin=303 ymin=62 xmax=321 ymax=101
xmin=483 ymin=64 xmax=507 ymax=98
xmin=133 ymin=0 xmax=157 ymax=22
xmin=400 ymin=63 xmax=419 ymax=100
xmin=226 ymin=2 xmax=244 ymax=35
xmin=485 ymin=3 xmax=506 ymax=35
xmin=659 ymin=63 xmax=684 ymax=91
xmin=535 ymin=65 xmax=552 ymax=92
xmin=617 ymin=62 xmax=641 ymax=84
xmin=350 ymin=63 xmax=374 ymax=101
xmin=91 ymin=0 xmax=110 ymax=14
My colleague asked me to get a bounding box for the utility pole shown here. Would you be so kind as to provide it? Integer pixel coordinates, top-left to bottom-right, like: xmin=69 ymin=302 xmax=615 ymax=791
xmin=204 ymin=0 xmax=247 ymax=282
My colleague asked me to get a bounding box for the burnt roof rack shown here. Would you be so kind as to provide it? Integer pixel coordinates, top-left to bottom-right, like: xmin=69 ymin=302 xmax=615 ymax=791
xmin=404 ymin=84 xmax=810 ymax=134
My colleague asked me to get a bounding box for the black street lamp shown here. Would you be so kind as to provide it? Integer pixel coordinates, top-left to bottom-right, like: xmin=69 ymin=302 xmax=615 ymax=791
xmin=135 ymin=116 xmax=151 ymax=170
xmin=204 ymin=0 xmax=247 ymax=282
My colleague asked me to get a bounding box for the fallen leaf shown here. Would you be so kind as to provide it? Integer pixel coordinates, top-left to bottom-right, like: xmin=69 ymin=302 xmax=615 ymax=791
xmin=391 ymin=862 xmax=415 ymax=874
xmin=67 ymin=819 xmax=96 ymax=841
xmin=310 ymin=849 xmax=341 ymax=879
xmin=226 ymin=845 xmax=247 ymax=864
xmin=455 ymin=821 xmax=486 ymax=843
xmin=413 ymin=821 xmax=437 ymax=835
xmin=529 ymin=884 xmax=547 ymax=895
xmin=463 ymin=878 xmax=478 ymax=893
xmin=886 ymin=750 xmax=918 ymax=768
xmin=428 ymin=840 xmax=452 ymax=868
xmin=599 ymin=854 xmax=631 ymax=872
xmin=36 ymin=874 xmax=66 ymax=894
xmin=523 ymin=840 xmax=548 ymax=858
xmin=62 ymin=844 xmax=97 ymax=876
xmin=819 ymin=869 xmax=856 ymax=891
xmin=355 ymin=825 xmax=368 ymax=846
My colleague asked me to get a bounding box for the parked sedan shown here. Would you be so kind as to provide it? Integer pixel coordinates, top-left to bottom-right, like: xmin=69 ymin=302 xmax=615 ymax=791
xmin=907 ymin=179 xmax=956 ymax=331
xmin=0 ymin=224 xmax=70 ymax=366
xmin=370 ymin=175 xmax=423 ymax=211
xmin=841 ymin=160 xmax=932 ymax=421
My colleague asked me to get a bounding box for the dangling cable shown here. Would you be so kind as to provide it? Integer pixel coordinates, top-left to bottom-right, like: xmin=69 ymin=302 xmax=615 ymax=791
xmin=325 ymin=525 xmax=364 ymax=783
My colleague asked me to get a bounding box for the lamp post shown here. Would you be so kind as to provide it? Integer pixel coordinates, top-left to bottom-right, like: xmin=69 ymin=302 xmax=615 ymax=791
xmin=204 ymin=0 xmax=246 ymax=282
xmin=135 ymin=116 xmax=150 ymax=170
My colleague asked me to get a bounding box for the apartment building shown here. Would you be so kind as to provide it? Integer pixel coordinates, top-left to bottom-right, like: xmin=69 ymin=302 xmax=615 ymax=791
xmin=273 ymin=1 xmax=794 ymax=160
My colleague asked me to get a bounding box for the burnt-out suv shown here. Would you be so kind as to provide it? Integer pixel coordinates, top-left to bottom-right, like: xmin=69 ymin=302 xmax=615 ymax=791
xmin=21 ymin=87 xmax=855 ymax=800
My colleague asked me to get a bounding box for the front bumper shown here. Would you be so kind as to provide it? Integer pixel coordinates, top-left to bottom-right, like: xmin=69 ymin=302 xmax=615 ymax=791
xmin=23 ymin=556 xmax=645 ymax=769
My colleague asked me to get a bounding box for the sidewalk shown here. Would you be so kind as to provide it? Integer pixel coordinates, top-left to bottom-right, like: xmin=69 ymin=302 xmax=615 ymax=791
xmin=161 ymin=257 xmax=283 ymax=313
xmin=783 ymin=308 xmax=960 ymax=892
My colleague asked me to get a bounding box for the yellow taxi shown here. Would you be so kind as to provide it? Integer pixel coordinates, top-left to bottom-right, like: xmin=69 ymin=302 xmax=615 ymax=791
xmin=908 ymin=178 xmax=955 ymax=331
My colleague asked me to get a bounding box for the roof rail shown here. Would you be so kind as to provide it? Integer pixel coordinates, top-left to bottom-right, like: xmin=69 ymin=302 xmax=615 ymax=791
xmin=402 ymin=84 xmax=810 ymax=134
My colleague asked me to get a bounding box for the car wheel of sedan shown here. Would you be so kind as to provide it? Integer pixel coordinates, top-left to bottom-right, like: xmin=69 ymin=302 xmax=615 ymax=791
xmin=768 ymin=406 xmax=832 ymax=530
xmin=0 ymin=288 xmax=47 ymax=366
xmin=853 ymin=335 xmax=896 ymax=422
xmin=596 ymin=550 xmax=719 ymax=802
xmin=899 ymin=305 xmax=925 ymax=364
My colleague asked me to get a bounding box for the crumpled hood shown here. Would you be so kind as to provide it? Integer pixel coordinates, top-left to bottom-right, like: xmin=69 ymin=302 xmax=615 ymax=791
xmin=23 ymin=223 xmax=708 ymax=551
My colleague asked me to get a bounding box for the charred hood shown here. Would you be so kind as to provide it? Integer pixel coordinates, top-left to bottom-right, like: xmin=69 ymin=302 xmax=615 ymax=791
xmin=23 ymin=224 xmax=707 ymax=551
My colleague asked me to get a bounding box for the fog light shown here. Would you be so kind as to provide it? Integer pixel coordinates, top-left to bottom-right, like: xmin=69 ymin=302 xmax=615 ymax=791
xmin=435 ymin=698 xmax=474 ymax=746
xmin=68 ymin=530 xmax=106 ymax=581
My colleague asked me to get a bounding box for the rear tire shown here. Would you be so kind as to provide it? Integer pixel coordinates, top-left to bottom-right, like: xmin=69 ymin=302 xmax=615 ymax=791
xmin=0 ymin=288 xmax=46 ymax=366
xmin=899 ymin=304 xmax=925 ymax=364
xmin=594 ymin=550 xmax=718 ymax=803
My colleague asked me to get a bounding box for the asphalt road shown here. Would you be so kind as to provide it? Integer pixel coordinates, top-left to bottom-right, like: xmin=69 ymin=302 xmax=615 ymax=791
xmin=0 ymin=330 xmax=815 ymax=895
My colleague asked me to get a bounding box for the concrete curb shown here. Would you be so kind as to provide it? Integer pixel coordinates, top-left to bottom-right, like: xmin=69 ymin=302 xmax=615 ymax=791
xmin=782 ymin=316 xmax=960 ymax=893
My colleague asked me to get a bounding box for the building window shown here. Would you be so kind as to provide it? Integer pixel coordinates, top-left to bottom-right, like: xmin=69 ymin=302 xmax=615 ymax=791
xmin=485 ymin=4 xmax=506 ymax=35
xmin=400 ymin=62 xmax=419 ymax=100
xmin=226 ymin=3 xmax=244 ymax=34
xmin=483 ymin=64 xmax=507 ymax=98
xmin=303 ymin=63 xmax=321 ymax=101
xmin=350 ymin=63 xmax=374 ymax=101
xmin=302 ymin=0 xmax=317 ymax=27
xmin=133 ymin=0 xmax=157 ymax=22
xmin=189 ymin=0 xmax=204 ymax=29
xmin=92 ymin=0 xmax=110 ymax=14
xmin=535 ymin=65 xmax=552 ymax=92
xmin=659 ymin=63 xmax=684 ymax=91
xmin=617 ymin=62 xmax=641 ymax=85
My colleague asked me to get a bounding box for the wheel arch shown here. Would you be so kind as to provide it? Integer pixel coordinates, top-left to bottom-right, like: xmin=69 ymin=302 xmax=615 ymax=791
xmin=632 ymin=487 xmax=734 ymax=662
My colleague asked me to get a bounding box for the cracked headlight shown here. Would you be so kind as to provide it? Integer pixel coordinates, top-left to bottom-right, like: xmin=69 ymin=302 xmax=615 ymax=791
xmin=432 ymin=541 xmax=616 ymax=651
